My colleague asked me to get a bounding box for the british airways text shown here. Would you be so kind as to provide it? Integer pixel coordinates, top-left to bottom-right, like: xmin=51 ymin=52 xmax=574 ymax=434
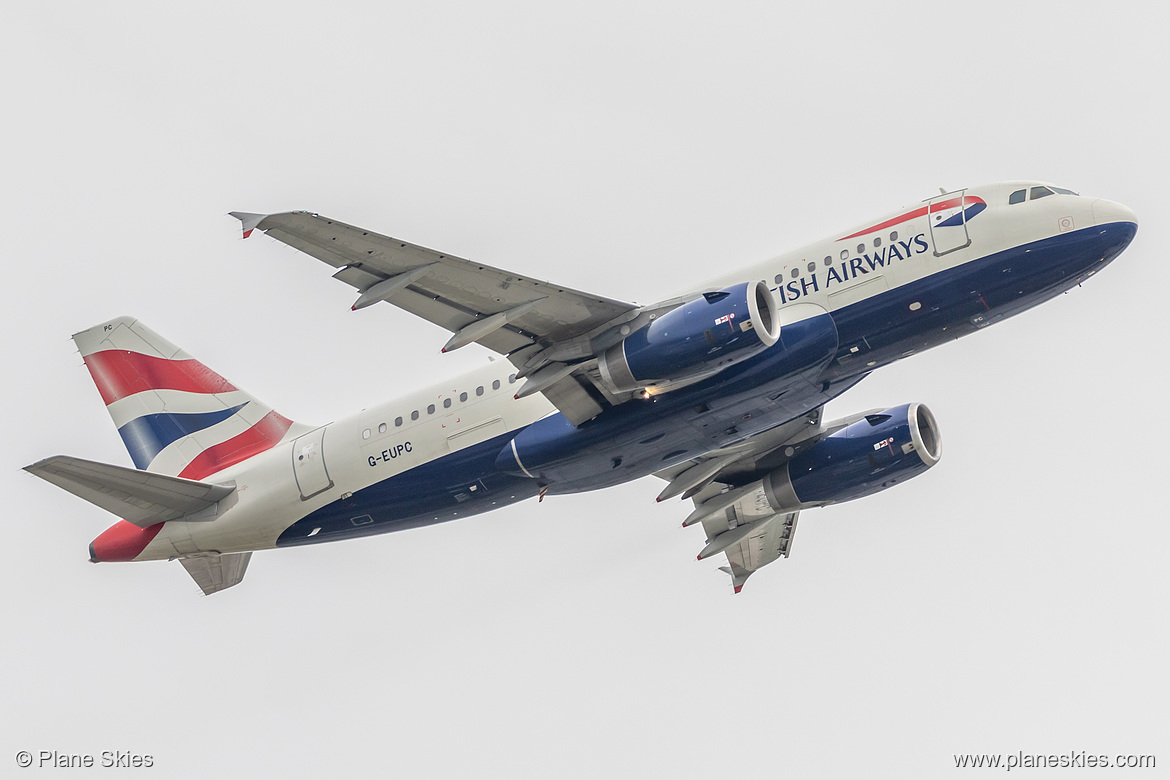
xmin=777 ymin=233 xmax=930 ymax=303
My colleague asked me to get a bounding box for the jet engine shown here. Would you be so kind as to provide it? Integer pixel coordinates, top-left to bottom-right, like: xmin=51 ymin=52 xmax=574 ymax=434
xmin=764 ymin=403 xmax=942 ymax=511
xmin=598 ymin=281 xmax=781 ymax=393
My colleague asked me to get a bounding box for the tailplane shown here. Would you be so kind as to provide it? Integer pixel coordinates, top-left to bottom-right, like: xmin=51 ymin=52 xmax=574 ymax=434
xmin=74 ymin=317 xmax=306 ymax=479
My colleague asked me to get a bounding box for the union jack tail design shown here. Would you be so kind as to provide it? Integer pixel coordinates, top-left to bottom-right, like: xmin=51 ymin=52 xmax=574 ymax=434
xmin=73 ymin=317 xmax=307 ymax=480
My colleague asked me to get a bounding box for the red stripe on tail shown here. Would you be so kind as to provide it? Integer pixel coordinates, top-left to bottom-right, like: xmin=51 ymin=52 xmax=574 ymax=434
xmin=83 ymin=350 xmax=237 ymax=405
xmin=178 ymin=411 xmax=294 ymax=480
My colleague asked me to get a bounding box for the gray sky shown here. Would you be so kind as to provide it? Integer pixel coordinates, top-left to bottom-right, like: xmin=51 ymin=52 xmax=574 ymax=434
xmin=3 ymin=2 xmax=1166 ymax=777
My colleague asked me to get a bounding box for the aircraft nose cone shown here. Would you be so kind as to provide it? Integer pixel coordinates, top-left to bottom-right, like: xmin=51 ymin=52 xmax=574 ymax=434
xmin=1091 ymin=198 xmax=1138 ymax=228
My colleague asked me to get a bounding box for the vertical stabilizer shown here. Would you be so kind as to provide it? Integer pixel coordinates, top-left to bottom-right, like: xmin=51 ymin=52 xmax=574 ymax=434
xmin=74 ymin=317 xmax=306 ymax=479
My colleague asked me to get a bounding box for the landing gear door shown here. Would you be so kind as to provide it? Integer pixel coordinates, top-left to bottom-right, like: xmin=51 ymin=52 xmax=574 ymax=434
xmin=293 ymin=427 xmax=334 ymax=500
xmin=927 ymin=189 xmax=973 ymax=257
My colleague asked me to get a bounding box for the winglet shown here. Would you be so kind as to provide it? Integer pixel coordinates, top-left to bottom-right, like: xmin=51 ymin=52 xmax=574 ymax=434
xmin=719 ymin=563 xmax=753 ymax=594
xmin=229 ymin=211 xmax=267 ymax=239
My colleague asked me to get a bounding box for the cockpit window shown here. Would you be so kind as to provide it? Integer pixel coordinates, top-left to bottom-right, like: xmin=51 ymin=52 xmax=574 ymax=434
xmin=1009 ymin=189 xmax=1026 ymax=205
xmin=1051 ymin=186 xmax=1078 ymax=195
xmin=1030 ymin=186 xmax=1055 ymax=200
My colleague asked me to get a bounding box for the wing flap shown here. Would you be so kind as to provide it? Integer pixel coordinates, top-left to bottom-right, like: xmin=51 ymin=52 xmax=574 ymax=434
xmin=654 ymin=410 xmax=824 ymax=592
xmin=387 ymin=287 xmax=537 ymax=354
xmin=699 ymin=486 xmax=799 ymax=594
xmin=539 ymin=375 xmax=605 ymax=426
xmin=25 ymin=456 xmax=235 ymax=528
xmin=332 ymin=264 xmax=384 ymax=290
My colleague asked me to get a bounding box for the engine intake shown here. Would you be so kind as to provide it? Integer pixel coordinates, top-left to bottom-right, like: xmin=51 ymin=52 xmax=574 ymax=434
xmin=598 ymin=280 xmax=780 ymax=393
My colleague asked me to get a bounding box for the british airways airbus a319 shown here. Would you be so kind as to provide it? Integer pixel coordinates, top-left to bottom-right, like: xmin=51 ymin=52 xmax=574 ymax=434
xmin=25 ymin=182 xmax=1137 ymax=595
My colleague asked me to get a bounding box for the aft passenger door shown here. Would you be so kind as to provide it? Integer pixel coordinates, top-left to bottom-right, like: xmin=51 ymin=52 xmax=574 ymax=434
xmin=927 ymin=189 xmax=973 ymax=257
xmin=292 ymin=427 xmax=334 ymax=500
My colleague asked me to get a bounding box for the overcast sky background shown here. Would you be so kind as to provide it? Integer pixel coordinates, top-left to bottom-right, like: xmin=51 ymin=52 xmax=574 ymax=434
xmin=2 ymin=2 xmax=1166 ymax=777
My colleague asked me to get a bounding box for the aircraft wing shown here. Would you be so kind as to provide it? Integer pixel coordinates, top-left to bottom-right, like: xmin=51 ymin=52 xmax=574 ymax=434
xmin=694 ymin=485 xmax=799 ymax=594
xmin=232 ymin=211 xmax=642 ymax=424
xmin=652 ymin=409 xmax=824 ymax=502
xmin=654 ymin=405 xmax=885 ymax=593
xmin=179 ymin=552 xmax=252 ymax=595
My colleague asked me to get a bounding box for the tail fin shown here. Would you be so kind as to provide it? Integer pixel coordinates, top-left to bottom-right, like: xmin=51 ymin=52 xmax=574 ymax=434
xmin=74 ymin=317 xmax=305 ymax=479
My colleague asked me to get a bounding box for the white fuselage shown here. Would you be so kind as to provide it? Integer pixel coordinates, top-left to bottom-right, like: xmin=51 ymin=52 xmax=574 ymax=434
xmin=131 ymin=182 xmax=1133 ymax=561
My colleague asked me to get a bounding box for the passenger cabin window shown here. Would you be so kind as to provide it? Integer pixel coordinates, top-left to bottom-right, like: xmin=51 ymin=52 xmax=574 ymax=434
xmin=890 ymin=231 xmax=898 ymax=242
xmin=395 ymin=416 xmax=403 ymax=427
xmin=443 ymin=398 xmax=452 ymax=409
xmin=460 ymin=391 xmax=468 ymax=402
xmin=1009 ymin=189 xmax=1026 ymax=205
xmin=492 ymin=379 xmax=501 ymax=390
xmin=823 ymin=255 xmax=832 ymax=267
xmin=411 ymin=410 xmax=420 ymax=421
xmin=790 ymin=268 xmax=799 ymax=279
xmin=427 ymin=404 xmax=435 ymax=415
xmin=1030 ymin=186 xmax=1054 ymax=200
xmin=378 ymin=423 xmax=387 ymax=434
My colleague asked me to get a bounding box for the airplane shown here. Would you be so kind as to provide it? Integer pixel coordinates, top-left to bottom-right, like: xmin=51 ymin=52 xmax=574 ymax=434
xmin=24 ymin=181 xmax=1137 ymax=595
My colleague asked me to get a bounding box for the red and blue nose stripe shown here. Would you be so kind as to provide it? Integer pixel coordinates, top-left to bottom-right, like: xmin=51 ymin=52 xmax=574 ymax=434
xmin=837 ymin=195 xmax=987 ymax=241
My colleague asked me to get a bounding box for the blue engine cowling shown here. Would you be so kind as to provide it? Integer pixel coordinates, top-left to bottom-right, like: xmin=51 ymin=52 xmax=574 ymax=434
xmin=598 ymin=280 xmax=781 ymax=393
xmin=763 ymin=403 xmax=942 ymax=511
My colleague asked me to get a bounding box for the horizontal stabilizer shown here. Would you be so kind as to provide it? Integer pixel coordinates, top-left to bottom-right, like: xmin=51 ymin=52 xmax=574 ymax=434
xmin=180 ymin=552 xmax=252 ymax=595
xmin=24 ymin=456 xmax=235 ymax=528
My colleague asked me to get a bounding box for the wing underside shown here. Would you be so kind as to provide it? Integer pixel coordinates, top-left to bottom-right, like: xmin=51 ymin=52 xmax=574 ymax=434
xmin=703 ymin=487 xmax=799 ymax=594
xmin=234 ymin=211 xmax=644 ymax=424
xmin=652 ymin=407 xmax=841 ymax=593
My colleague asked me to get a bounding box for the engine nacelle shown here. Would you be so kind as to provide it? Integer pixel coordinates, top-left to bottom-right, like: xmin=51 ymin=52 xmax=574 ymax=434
xmin=764 ymin=403 xmax=942 ymax=511
xmin=598 ymin=280 xmax=781 ymax=393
